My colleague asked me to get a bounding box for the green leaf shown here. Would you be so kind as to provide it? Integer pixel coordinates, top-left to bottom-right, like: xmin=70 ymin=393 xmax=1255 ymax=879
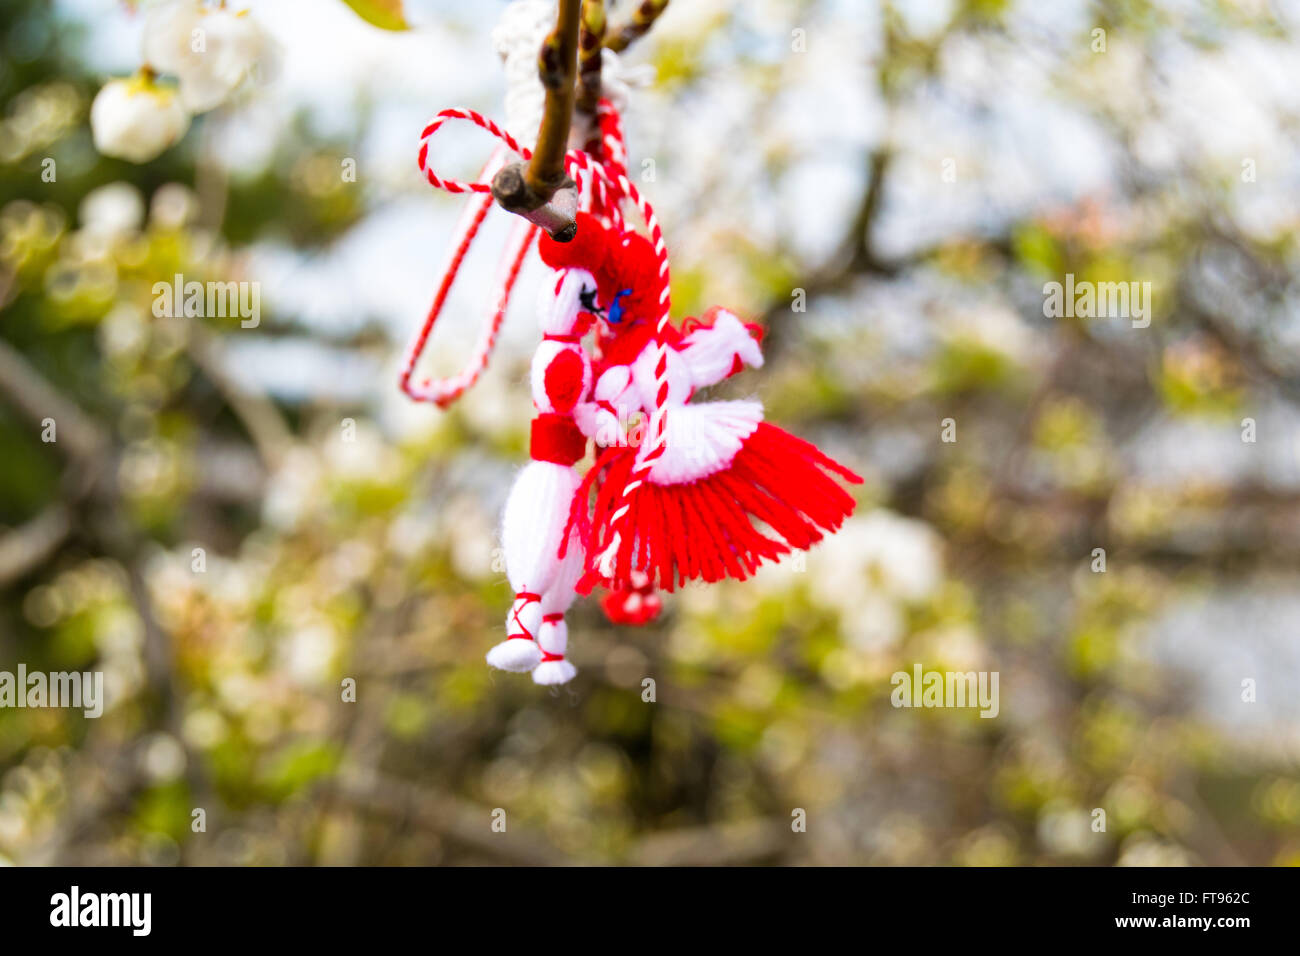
xmin=339 ymin=0 xmax=408 ymax=31
xmin=260 ymin=740 xmax=342 ymax=801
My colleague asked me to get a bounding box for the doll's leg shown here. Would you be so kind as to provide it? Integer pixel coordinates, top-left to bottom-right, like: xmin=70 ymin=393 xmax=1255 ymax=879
xmin=487 ymin=461 xmax=580 ymax=672
xmin=487 ymin=590 xmax=543 ymax=672
xmin=531 ymin=520 xmax=584 ymax=685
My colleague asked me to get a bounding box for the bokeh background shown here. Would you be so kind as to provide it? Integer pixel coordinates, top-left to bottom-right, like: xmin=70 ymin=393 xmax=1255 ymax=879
xmin=2 ymin=0 xmax=1300 ymax=866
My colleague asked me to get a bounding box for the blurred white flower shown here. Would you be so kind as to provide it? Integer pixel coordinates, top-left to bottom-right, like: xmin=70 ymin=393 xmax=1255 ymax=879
xmin=446 ymin=498 xmax=496 ymax=582
xmin=149 ymin=182 xmax=200 ymax=229
xmin=94 ymin=604 xmax=145 ymax=660
xmin=280 ymin=624 xmax=335 ymax=685
xmin=492 ymin=0 xmax=653 ymax=155
xmin=182 ymin=708 xmax=228 ymax=750
xmin=387 ymin=509 xmax=438 ymax=559
xmin=0 ymin=808 xmax=26 ymax=847
xmin=139 ymin=732 xmax=187 ymax=782
xmin=809 ymin=510 xmax=944 ymax=607
xmin=1037 ymin=802 xmax=1102 ymax=859
xmin=324 ymin=419 xmax=402 ymax=482
xmin=493 ymin=0 xmax=552 ymax=148
xmin=925 ymin=624 xmax=986 ymax=672
xmin=90 ymin=75 xmax=190 ymax=163
xmin=1118 ymin=836 xmax=1195 ymax=867
xmin=143 ymin=1 xmax=271 ymax=113
xmin=841 ymin=589 xmax=905 ymax=650
xmin=940 ymin=302 xmax=1037 ymax=367
xmin=78 ymin=182 xmax=144 ymax=239
xmin=262 ymin=448 xmax=323 ymax=531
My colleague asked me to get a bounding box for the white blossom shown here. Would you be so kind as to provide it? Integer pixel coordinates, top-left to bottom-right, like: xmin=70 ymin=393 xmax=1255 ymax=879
xmin=492 ymin=1 xmax=651 ymax=149
xmin=809 ymin=510 xmax=944 ymax=608
xmin=492 ymin=0 xmax=554 ymax=148
xmin=143 ymin=1 xmax=270 ymax=113
xmin=78 ymin=182 xmax=145 ymax=239
xmin=90 ymin=75 xmax=190 ymax=163
xmin=149 ymin=182 xmax=200 ymax=230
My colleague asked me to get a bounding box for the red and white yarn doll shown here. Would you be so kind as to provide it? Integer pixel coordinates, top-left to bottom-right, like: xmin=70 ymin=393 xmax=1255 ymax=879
xmin=536 ymin=214 xmax=864 ymax=611
xmin=404 ymin=28 xmax=862 ymax=685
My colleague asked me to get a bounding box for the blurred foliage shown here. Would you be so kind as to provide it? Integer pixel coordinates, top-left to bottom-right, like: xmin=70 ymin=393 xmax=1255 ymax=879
xmin=0 ymin=0 xmax=1298 ymax=867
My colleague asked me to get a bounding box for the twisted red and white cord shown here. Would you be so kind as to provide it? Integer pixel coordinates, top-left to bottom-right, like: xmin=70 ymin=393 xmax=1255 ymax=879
xmin=588 ymin=101 xmax=628 ymax=231
xmin=400 ymin=142 xmax=537 ymax=407
xmin=564 ymin=152 xmax=672 ymax=589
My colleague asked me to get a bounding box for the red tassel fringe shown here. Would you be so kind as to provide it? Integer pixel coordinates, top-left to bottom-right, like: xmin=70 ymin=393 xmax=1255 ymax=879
xmin=577 ymin=422 xmax=862 ymax=593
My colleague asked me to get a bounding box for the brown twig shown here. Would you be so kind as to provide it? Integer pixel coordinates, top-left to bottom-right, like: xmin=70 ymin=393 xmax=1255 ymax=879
xmin=0 ymin=337 xmax=109 ymax=465
xmin=331 ymin=768 xmax=583 ymax=865
xmin=0 ymin=504 xmax=73 ymax=587
xmin=627 ymin=817 xmax=789 ymax=866
xmin=576 ymin=0 xmax=606 ymax=117
xmin=605 ymin=0 xmax=669 ymax=53
xmin=528 ymin=0 xmax=582 ymax=197
xmin=491 ymin=0 xmax=582 ymax=241
xmin=759 ymin=148 xmax=893 ymax=359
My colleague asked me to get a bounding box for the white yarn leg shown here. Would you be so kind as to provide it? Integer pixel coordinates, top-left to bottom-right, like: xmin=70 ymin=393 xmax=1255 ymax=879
xmin=486 ymin=460 xmax=581 ymax=673
xmin=486 ymin=592 xmax=542 ymax=672
xmin=531 ymin=521 xmax=584 ymax=685
xmin=532 ymin=617 xmax=577 ymax=685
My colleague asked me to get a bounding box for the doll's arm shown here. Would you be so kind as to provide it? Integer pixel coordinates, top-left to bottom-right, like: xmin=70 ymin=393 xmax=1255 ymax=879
xmin=573 ymin=364 xmax=639 ymax=448
xmin=675 ymin=307 xmax=764 ymax=390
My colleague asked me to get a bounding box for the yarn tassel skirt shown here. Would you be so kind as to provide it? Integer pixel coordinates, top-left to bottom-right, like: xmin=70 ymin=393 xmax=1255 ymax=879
xmin=579 ymin=422 xmax=863 ymax=592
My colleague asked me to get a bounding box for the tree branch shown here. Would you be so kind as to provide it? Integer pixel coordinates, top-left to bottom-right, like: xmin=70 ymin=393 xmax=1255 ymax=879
xmin=605 ymin=0 xmax=669 ymax=53
xmin=0 ymin=337 xmax=109 ymax=465
xmin=331 ymin=768 xmax=582 ymax=865
xmin=627 ymin=816 xmax=789 ymax=866
xmin=576 ymin=0 xmax=606 ymax=117
xmin=0 ymin=504 xmax=72 ymax=588
xmin=527 ymin=0 xmax=581 ymax=199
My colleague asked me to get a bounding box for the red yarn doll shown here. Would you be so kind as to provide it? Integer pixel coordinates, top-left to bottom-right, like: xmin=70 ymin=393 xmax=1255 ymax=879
xmin=406 ymin=103 xmax=861 ymax=685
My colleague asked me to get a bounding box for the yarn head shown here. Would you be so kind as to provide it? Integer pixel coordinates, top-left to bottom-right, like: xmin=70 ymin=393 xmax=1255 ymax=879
xmin=539 ymin=214 xmax=667 ymax=354
xmin=538 ymin=211 xmax=611 ymax=275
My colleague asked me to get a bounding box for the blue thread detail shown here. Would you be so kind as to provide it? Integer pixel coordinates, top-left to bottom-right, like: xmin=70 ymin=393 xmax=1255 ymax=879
xmin=607 ymin=288 xmax=633 ymax=324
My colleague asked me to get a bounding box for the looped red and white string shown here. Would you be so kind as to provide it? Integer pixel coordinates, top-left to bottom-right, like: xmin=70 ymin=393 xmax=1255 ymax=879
xmin=401 ymin=110 xmax=532 ymax=407
xmin=400 ymin=142 xmax=533 ymax=407
xmin=415 ymin=109 xmax=526 ymax=193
